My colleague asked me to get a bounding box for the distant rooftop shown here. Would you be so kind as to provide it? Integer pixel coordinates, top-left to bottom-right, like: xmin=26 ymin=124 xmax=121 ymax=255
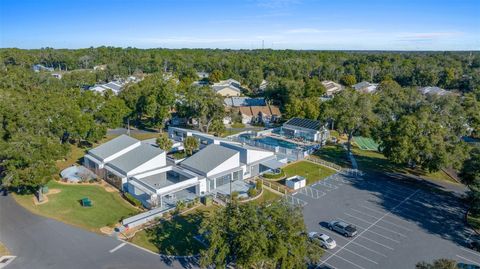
xmin=224 ymin=97 xmax=266 ymax=107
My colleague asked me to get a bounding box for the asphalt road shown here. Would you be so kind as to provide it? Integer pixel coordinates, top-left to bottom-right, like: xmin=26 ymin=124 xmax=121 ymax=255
xmin=296 ymin=171 xmax=480 ymax=269
xmin=0 ymin=192 xmax=198 ymax=269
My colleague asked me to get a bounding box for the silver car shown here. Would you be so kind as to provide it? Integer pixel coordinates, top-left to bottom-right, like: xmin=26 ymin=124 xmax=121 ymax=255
xmin=328 ymin=220 xmax=358 ymax=237
xmin=308 ymin=232 xmax=337 ymax=249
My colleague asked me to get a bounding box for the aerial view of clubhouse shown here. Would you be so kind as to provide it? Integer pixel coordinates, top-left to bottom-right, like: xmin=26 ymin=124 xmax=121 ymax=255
xmin=83 ymin=118 xmax=328 ymax=211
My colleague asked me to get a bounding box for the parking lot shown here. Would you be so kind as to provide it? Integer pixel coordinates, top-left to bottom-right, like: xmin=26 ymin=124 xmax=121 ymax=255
xmin=292 ymin=171 xmax=480 ymax=269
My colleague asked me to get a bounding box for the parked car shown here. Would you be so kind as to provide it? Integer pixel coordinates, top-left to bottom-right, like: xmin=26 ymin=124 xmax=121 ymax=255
xmin=458 ymin=263 xmax=480 ymax=269
xmin=468 ymin=240 xmax=480 ymax=251
xmin=308 ymin=232 xmax=337 ymax=249
xmin=328 ymin=220 xmax=357 ymax=237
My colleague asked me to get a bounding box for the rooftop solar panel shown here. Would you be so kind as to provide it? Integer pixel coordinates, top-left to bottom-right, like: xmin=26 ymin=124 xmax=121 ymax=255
xmin=284 ymin=117 xmax=322 ymax=130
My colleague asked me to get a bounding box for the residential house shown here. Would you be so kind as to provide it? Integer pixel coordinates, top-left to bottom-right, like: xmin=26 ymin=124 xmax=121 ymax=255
xmin=52 ymin=73 xmax=62 ymax=79
xmin=281 ymin=117 xmax=329 ymax=144
xmin=33 ymin=64 xmax=54 ymax=72
xmin=418 ymin=86 xmax=449 ymax=96
xmin=352 ymin=81 xmax=378 ymax=93
xmin=224 ymin=97 xmax=266 ymax=107
xmin=212 ymin=79 xmax=242 ymax=97
xmin=93 ymin=64 xmax=107 ymax=71
xmin=322 ymin=80 xmax=344 ymax=96
xmin=89 ymin=81 xmax=124 ymax=95
xmin=223 ymin=97 xmax=281 ymax=125
xmin=197 ymin=71 xmax=209 ymax=79
xmin=257 ymin=79 xmax=269 ymax=92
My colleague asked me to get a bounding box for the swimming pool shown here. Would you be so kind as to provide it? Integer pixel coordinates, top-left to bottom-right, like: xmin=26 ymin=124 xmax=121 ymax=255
xmin=239 ymin=134 xmax=301 ymax=149
xmin=257 ymin=136 xmax=301 ymax=149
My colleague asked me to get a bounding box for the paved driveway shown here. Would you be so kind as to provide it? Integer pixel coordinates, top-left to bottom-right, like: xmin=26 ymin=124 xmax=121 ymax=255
xmin=296 ymin=172 xmax=480 ymax=269
xmin=0 ymin=192 xmax=198 ymax=269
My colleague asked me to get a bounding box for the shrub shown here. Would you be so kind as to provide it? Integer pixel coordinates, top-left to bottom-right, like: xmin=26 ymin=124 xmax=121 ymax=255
xmin=231 ymin=191 xmax=239 ymax=201
xmin=256 ymin=180 xmax=263 ymax=190
xmin=247 ymin=187 xmax=257 ymax=197
xmin=176 ymin=200 xmax=186 ymax=213
xmin=124 ymin=193 xmax=143 ymax=207
xmin=194 ymin=197 xmax=200 ymax=204
xmin=262 ymin=169 xmax=285 ymax=179
xmin=202 ymin=196 xmax=213 ymax=206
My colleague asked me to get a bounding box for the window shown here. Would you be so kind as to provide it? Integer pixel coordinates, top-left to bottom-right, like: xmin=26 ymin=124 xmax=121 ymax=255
xmin=232 ymin=170 xmax=241 ymax=181
xmin=215 ymin=174 xmax=232 ymax=188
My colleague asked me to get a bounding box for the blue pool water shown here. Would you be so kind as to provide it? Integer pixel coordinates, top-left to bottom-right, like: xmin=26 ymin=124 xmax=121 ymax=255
xmin=257 ymin=136 xmax=300 ymax=149
xmin=237 ymin=134 xmax=300 ymax=149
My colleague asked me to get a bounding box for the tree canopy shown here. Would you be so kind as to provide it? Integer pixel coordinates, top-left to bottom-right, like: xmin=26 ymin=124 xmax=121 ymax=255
xmin=199 ymin=201 xmax=323 ymax=268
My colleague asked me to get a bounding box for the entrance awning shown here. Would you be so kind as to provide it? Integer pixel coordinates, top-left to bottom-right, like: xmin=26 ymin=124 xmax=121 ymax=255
xmin=260 ymin=159 xmax=285 ymax=170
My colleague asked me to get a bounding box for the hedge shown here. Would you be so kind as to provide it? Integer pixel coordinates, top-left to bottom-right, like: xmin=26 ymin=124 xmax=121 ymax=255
xmin=124 ymin=192 xmax=143 ymax=207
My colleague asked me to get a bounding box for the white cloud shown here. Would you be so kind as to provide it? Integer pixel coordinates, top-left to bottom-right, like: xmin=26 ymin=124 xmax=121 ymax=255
xmin=396 ymin=32 xmax=463 ymax=41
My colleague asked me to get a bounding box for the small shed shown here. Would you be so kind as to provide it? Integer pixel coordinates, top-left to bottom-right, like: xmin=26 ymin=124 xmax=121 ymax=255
xmin=286 ymin=175 xmax=306 ymax=190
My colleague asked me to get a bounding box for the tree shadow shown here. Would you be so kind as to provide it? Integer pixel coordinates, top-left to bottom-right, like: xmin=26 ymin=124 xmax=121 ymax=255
xmin=349 ymin=170 xmax=471 ymax=249
xmin=145 ymin=211 xmax=207 ymax=256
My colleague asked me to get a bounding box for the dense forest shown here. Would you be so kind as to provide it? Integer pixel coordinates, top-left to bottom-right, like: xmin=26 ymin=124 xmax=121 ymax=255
xmin=0 ymin=48 xmax=479 ymax=199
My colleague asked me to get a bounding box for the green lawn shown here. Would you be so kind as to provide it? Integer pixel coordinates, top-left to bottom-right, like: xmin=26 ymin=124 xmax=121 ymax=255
xmin=231 ymin=122 xmax=245 ymax=128
xmin=251 ymin=187 xmax=282 ymax=205
xmin=13 ymin=181 xmax=139 ymax=232
xmin=352 ymin=148 xmax=458 ymax=184
xmin=130 ymin=205 xmax=217 ymax=255
xmin=312 ymin=145 xmax=350 ymax=168
xmin=283 ymin=161 xmax=336 ymax=185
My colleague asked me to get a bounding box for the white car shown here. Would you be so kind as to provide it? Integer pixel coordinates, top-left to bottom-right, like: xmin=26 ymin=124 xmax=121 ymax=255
xmin=308 ymin=232 xmax=337 ymax=249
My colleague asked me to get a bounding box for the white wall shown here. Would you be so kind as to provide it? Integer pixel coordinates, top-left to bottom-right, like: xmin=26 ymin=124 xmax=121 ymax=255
xmin=206 ymin=153 xmax=240 ymax=177
xmin=127 ymin=152 xmax=166 ymax=176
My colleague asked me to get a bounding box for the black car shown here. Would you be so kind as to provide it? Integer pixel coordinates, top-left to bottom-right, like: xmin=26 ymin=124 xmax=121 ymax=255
xmin=468 ymin=240 xmax=480 ymax=251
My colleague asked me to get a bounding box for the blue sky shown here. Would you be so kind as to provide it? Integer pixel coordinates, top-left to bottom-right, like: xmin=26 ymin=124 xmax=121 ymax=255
xmin=1 ymin=0 xmax=479 ymax=50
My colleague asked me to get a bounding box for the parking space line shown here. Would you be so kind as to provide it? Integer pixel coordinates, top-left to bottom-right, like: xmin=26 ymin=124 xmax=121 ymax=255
xmin=363 ymin=229 xmax=401 ymax=243
xmin=322 ymin=261 xmax=339 ymax=269
xmin=342 ymin=248 xmax=378 ymax=264
xmin=349 ymin=241 xmax=388 ymax=257
xmin=324 ymin=251 xmax=367 ymax=269
xmin=361 ymin=205 xmax=412 ymax=224
xmin=320 ymin=189 xmax=419 ymax=267
xmin=337 ymin=217 xmax=401 ymax=243
xmin=460 ymin=247 xmax=480 ymax=259
xmin=109 ymin=242 xmax=126 ymax=253
xmin=456 ymin=254 xmax=480 ymax=266
xmin=358 ymin=235 xmax=394 ymax=250
xmin=344 ymin=213 xmax=407 ymax=238
xmin=299 ymin=186 xmax=326 ymax=199
xmin=350 ymin=209 xmax=412 ymax=231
